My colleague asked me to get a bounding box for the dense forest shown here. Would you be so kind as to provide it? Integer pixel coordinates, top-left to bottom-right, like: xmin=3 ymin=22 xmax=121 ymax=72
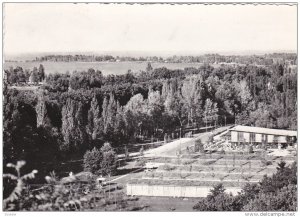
xmin=3 ymin=57 xmax=297 ymax=176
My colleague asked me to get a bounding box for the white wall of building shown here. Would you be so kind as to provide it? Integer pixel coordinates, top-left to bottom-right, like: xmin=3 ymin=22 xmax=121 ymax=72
xmin=255 ymin=133 xmax=262 ymax=143
xmin=231 ymin=131 xmax=291 ymax=144
xmin=231 ymin=131 xmax=238 ymax=142
xmin=267 ymin=135 xmax=274 ymax=143
xmin=127 ymin=184 xmax=241 ymax=198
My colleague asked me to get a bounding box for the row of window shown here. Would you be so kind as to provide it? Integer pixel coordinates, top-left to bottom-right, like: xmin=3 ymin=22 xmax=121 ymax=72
xmin=236 ymin=132 xmax=294 ymax=143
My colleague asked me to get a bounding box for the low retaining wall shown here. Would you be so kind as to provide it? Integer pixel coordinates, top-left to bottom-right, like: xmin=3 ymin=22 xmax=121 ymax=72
xmin=126 ymin=183 xmax=241 ymax=198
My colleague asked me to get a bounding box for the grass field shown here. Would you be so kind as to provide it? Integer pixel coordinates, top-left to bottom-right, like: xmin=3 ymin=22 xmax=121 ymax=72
xmin=4 ymin=61 xmax=204 ymax=75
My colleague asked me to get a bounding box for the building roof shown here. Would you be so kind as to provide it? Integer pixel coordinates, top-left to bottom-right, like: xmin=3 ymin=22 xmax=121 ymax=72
xmin=229 ymin=125 xmax=297 ymax=137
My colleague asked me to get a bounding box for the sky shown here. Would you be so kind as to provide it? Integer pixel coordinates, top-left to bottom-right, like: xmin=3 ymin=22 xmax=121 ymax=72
xmin=3 ymin=3 xmax=298 ymax=56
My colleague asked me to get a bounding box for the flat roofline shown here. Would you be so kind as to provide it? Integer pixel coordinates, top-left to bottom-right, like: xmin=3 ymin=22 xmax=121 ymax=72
xmin=229 ymin=126 xmax=297 ymax=137
xmin=229 ymin=129 xmax=296 ymax=136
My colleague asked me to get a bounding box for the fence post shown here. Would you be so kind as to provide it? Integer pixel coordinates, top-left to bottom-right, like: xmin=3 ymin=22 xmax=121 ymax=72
xmin=115 ymin=192 xmax=117 ymax=209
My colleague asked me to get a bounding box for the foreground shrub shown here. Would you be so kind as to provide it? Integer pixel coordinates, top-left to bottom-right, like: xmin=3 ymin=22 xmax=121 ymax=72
xmin=242 ymin=184 xmax=297 ymax=211
xmin=193 ymin=184 xmax=236 ymax=211
xmin=3 ymin=161 xmax=93 ymax=211
xmin=3 ymin=161 xmax=38 ymax=210
xmin=3 ymin=160 xmax=129 ymax=211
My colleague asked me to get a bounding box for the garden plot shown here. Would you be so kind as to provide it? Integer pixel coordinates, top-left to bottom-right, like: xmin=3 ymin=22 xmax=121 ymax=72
xmin=142 ymin=171 xmax=265 ymax=182
xmin=126 ymin=151 xmax=296 ymax=198
xmin=148 ymin=158 xmax=287 ymax=170
xmin=155 ymin=164 xmax=277 ymax=175
xmin=153 ymin=152 xmax=294 ymax=161
xmin=149 ymin=153 xmax=294 ymax=167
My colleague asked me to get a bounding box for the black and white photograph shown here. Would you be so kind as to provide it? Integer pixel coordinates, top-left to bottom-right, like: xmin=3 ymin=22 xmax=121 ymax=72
xmin=2 ymin=2 xmax=298 ymax=213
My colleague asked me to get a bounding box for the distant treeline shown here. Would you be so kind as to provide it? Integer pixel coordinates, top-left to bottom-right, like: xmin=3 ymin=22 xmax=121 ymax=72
xmin=32 ymin=53 xmax=297 ymax=65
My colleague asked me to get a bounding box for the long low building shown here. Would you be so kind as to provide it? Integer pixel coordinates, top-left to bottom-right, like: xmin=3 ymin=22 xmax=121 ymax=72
xmin=224 ymin=125 xmax=297 ymax=148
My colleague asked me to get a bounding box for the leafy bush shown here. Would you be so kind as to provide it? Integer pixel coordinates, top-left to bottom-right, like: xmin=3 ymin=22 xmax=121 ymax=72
xmin=162 ymin=164 xmax=175 ymax=171
xmin=193 ymin=184 xmax=236 ymax=211
xmin=195 ymin=139 xmax=204 ymax=153
xmin=266 ymin=161 xmax=272 ymax=166
xmin=135 ymin=158 xmax=146 ymax=167
xmin=83 ymin=143 xmax=117 ymax=176
xmin=179 ymin=173 xmax=190 ymax=179
xmin=182 ymin=159 xmax=196 ymax=165
xmin=202 ymin=160 xmax=216 ymax=165
xmin=20 ymin=182 xmax=93 ymax=211
xmin=260 ymin=158 xmax=272 ymax=167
